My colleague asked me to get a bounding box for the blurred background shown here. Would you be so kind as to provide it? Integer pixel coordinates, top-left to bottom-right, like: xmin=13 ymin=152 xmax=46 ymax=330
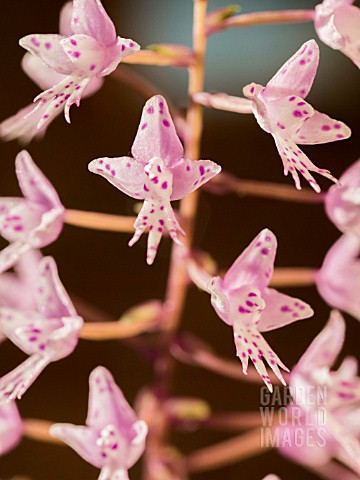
xmin=0 ymin=0 xmax=359 ymax=479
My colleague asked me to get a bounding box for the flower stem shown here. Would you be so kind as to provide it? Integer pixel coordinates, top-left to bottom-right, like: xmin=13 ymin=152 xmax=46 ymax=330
xmin=193 ymin=92 xmax=252 ymax=114
xmin=122 ymin=49 xmax=192 ymax=67
xmin=65 ymin=209 xmax=136 ymax=233
xmin=23 ymin=419 xmax=61 ymax=445
xmin=186 ymin=428 xmax=270 ymax=472
xmin=208 ymin=171 xmax=324 ymax=203
xmin=271 ymin=267 xmax=317 ymax=287
xmin=203 ymin=411 xmax=263 ymax=431
xmin=207 ymin=9 xmax=314 ymax=35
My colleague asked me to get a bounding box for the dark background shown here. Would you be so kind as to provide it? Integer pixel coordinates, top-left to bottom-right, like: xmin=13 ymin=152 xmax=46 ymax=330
xmin=0 ymin=1 xmax=359 ymax=479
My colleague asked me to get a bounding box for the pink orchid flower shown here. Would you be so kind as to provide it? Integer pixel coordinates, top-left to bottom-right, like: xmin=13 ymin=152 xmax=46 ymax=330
xmin=278 ymin=311 xmax=360 ymax=476
xmin=0 ymin=402 xmax=23 ymax=456
xmin=50 ymin=366 xmax=148 ymax=480
xmin=0 ymin=256 xmax=83 ymax=401
xmin=0 ymin=151 xmax=64 ymax=274
xmin=206 ymin=229 xmax=313 ymax=390
xmin=243 ymin=40 xmax=351 ymax=193
xmin=314 ymin=0 xmax=360 ymax=68
xmin=325 ymin=158 xmax=360 ymax=239
xmin=89 ymin=95 xmax=221 ymax=265
xmin=0 ymin=0 xmax=139 ymax=142
xmin=316 ymin=233 xmax=360 ymax=320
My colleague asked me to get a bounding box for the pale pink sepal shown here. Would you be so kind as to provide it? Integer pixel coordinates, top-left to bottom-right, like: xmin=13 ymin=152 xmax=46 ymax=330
xmin=315 ymin=0 xmax=360 ymax=68
xmin=316 ymin=234 xmax=360 ymax=320
xmin=50 ymin=366 xmax=147 ymax=479
xmin=207 ymin=228 xmax=313 ymax=390
xmin=325 ymin=158 xmax=360 ymax=239
xmin=243 ymin=40 xmax=351 ymax=192
xmin=89 ymin=95 xmax=221 ymax=265
xmin=0 ymin=151 xmax=64 ymax=274
xmin=0 ymin=256 xmax=83 ymax=401
xmin=0 ymin=401 xmax=23 ymax=456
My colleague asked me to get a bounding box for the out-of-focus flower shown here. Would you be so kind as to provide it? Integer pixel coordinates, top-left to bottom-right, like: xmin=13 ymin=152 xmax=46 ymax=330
xmin=0 ymin=0 xmax=139 ymax=143
xmin=89 ymin=95 xmax=221 ymax=265
xmin=325 ymin=158 xmax=360 ymax=239
xmin=316 ymin=233 xmax=360 ymax=320
xmin=50 ymin=366 xmax=147 ymax=480
xmin=204 ymin=229 xmax=313 ymax=390
xmin=0 ymin=256 xmax=83 ymax=401
xmin=0 ymin=402 xmax=23 ymax=455
xmin=277 ymin=311 xmax=360 ymax=476
xmin=243 ymin=40 xmax=351 ymax=192
xmin=314 ymin=0 xmax=360 ymax=68
xmin=0 ymin=151 xmax=64 ymax=274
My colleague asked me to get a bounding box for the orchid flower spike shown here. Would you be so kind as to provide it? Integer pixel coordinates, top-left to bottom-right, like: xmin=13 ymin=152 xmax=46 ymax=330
xmin=278 ymin=311 xmax=360 ymax=476
xmin=243 ymin=40 xmax=351 ymax=193
xmin=89 ymin=95 xmax=221 ymax=265
xmin=314 ymin=0 xmax=360 ymax=68
xmin=0 ymin=151 xmax=64 ymax=274
xmin=0 ymin=402 xmax=23 ymax=456
xmin=0 ymin=256 xmax=83 ymax=401
xmin=207 ymin=229 xmax=313 ymax=390
xmin=316 ymin=233 xmax=360 ymax=321
xmin=50 ymin=366 xmax=148 ymax=480
xmin=0 ymin=1 xmax=140 ymax=142
xmin=325 ymin=158 xmax=360 ymax=239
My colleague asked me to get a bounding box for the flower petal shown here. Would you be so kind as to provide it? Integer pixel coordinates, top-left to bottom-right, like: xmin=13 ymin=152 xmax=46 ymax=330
xmin=50 ymin=423 xmax=104 ymax=468
xmin=59 ymin=2 xmax=73 ymax=37
xmin=273 ymin=135 xmax=338 ymax=192
xmin=265 ymin=95 xmax=314 ymax=133
xmin=72 ymin=0 xmax=117 ymax=47
xmin=294 ymin=111 xmax=351 ymax=144
xmin=316 ymin=234 xmax=360 ymax=320
xmin=333 ymin=5 xmax=360 ymax=68
xmin=131 ymin=96 xmax=184 ymax=167
xmin=61 ymin=34 xmax=106 ymax=76
xmin=223 ymin=229 xmax=277 ymax=291
xmin=0 ymin=354 xmax=49 ymax=402
xmin=0 ymin=241 xmax=31 ymax=275
xmin=264 ymin=40 xmax=319 ymax=99
xmin=170 ymin=159 xmax=221 ymax=201
xmin=257 ymin=288 xmax=314 ymax=332
xmin=19 ymin=34 xmax=73 ymax=76
xmin=16 ymin=151 xmax=62 ymax=208
xmin=295 ymin=310 xmax=345 ymax=374
xmin=35 ymin=256 xmax=77 ymax=318
xmin=88 ymin=157 xmax=146 ymax=200
xmin=325 ymin=159 xmax=360 ymax=238
xmin=0 ymin=402 xmax=23 ymax=455
xmin=86 ymin=367 xmax=138 ymax=433
xmin=21 ymin=53 xmax=66 ymax=91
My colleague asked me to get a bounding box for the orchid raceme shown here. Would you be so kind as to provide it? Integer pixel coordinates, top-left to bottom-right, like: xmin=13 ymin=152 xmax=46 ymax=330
xmin=243 ymin=40 xmax=351 ymax=193
xmin=314 ymin=0 xmax=360 ymax=68
xmin=89 ymin=95 xmax=221 ymax=265
xmin=325 ymin=158 xmax=360 ymax=239
xmin=201 ymin=229 xmax=313 ymax=390
xmin=278 ymin=311 xmax=360 ymax=476
xmin=50 ymin=366 xmax=148 ymax=480
xmin=0 ymin=0 xmax=139 ymax=141
xmin=0 ymin=256 xmax=83 ymax=401
xmin=0 ymin=151 xmax=64 ymax=274
xmin=316 ymin=233 xmax=360 ymax=321
xmin=0 ymin=402 xmax=23 ymax=456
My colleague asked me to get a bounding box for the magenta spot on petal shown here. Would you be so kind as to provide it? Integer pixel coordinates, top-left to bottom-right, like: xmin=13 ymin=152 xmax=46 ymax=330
xmin=199 ymin=165 xmax=205 ymax=176
xmin=160 ymin=206 xmax=164 ymax=211
xmin=159 ymin=219 xmax=164 ymax=226
xmin=293 ymin=110 xmax=302 ymax=117
xmin=337 ymin=134 xmax=344 ymax=138
xmin=289 ymin=96 xmax=295 ymax=101
xmin=71 ymin=39 xmax=77 ymax=46
xmin=144 ymin=184 xmax=149 ymax=192
xmin=158 ymin=227 xmax=163 ymax=233
xmin=90 ymin=64 xmax=96 ymax=71
xmin=129 ymin=42 xmax=135 ymax=47
xmin=163 ymin=119 xmax=170 ymax=127
xmin=45 ymin=42 xmax=51 ymax=49
xmin=300 ymin=59 xmax=306 ymax=65
xmin=43 ymin=114 xmax=49 ymax=119
xmin=161 ymin=181 xmax=168 ymax=189
xmin=13 ymin=225 xmax=24 ymax=231
xmin=261 ymin=248 xmax=269 ymax=255
xmin=281 ymin=305 xmax=291 ymax=312
xmin=141 ymin=123 xmax=148 ymax=130
xmin=242 ymin=352 xmax=246 ymax=358
xmin=334 ymin=123 xmax=341 ymax=129
xmin=297 ymin=101 xmax=305 ymax=106
xmin=111 ymin=170 xmax=116 ymax=177
xmin=186 ymin=165 xmax=190 ymax=171
xmin=73 ymin=51 xmax=81 ymax=58
xmin=248 ymin=292 xmax=257 ymax=297
xmin=322 ymin=125 xmax=330 ymax=131
xmin=250 ymin=86 xmax=254 ymax=94
xmin=121 ymin=44 xmax=125 ymax=51
xmin=147 ymin=106 xmax=154 ymax=114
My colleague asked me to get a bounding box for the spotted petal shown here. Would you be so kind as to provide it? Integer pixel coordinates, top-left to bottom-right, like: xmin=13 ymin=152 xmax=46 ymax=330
xmin=35 ymin=256 xmax=77 ymax=318
xmin=274 ymin=135 xmax=337 ymax=192
xmin=131 ymin=95 xmax=184 ymax=168
xmin=258 ymin=288 xmax=314 ymax=332
xmin=72 ymin=0 xmax=117 ymax=47
xmin=61 ymin=34 xmax=106 ymax=76
xmin=294 ymin=111 xmax=351 ymax=144
xmin=88 ymin=157 xmax=146 ymax=200
xmin=19 ymin=34 xmax=73 ymax=76
xmin=264 ymin=40 xmax=319 ymax=99
xmin=223 ymin=229 xmax=277 ymax=291
xmin=170 ymin=159 xmax=221 ymax=201
xmin=16 ymin=151 xmax=62 ymax=208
